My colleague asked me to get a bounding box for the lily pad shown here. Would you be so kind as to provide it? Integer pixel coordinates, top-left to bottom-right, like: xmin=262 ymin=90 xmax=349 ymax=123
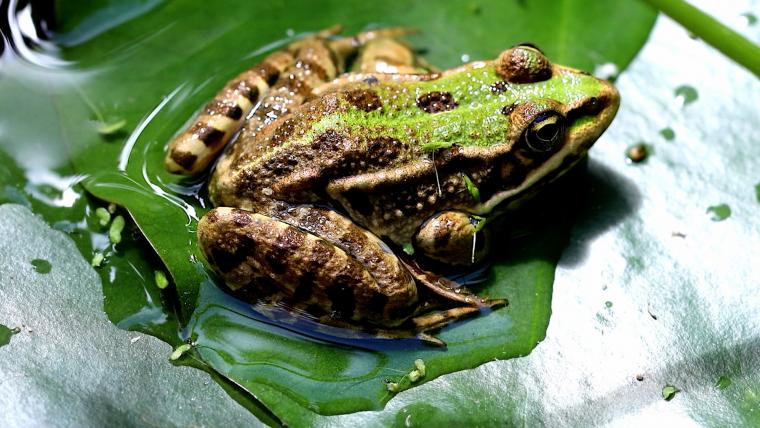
xmin=20 ymin=0 xmax=657 ymax=420
xmin=11 ymin=0 xmax=760 ymax=427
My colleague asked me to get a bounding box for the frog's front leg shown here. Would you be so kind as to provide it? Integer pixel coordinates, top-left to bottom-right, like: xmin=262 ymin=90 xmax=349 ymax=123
xmin=414 ymin=211 xmax=489 ymax=265
xmin=197 ymin=205 xmax=420 ymax=327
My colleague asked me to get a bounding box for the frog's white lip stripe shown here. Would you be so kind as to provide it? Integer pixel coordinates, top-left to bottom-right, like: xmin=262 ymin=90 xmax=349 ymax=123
xmin=474 ymin=150 xmax=576 ymax=214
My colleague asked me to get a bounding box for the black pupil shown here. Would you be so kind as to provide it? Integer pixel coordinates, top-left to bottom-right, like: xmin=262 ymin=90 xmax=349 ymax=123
xmin=525 ymin=112 xmax=564 ymax=153
xmin=536 ymin=123 xmax=559 ymax=141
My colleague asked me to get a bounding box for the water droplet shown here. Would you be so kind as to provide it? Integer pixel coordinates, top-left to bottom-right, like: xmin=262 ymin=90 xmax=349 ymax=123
xmin=674 ymin=85 xmax=698 ymax=107
xmin=626 ymin=143 xmax=650 ymax=163
xmin=659 ymin=128 xmax=675 ymax=141
xmin=460 ymin=53 xmax=470 ymax=63
xmin=31 ymin=258 xmax=51 ymax=274
xmin=706 ymin=204 xmax=731 ymax=221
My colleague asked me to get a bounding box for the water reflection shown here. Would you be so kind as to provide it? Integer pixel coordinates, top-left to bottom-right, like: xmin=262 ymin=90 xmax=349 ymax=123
xmin=1 ymin=0 xmax=67 ymax=67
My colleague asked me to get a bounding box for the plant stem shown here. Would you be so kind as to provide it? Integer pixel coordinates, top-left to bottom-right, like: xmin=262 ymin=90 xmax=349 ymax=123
xmin=642 ymin=0 xmax=760 ymax=77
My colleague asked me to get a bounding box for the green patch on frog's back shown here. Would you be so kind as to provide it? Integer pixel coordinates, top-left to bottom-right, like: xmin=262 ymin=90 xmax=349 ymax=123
xmin=265 ymin=65 xmax=605 ymax=158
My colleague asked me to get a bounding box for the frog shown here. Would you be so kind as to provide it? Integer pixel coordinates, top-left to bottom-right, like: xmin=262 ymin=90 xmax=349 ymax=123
xmin=164 ymin=26 xmax=620 ymax=346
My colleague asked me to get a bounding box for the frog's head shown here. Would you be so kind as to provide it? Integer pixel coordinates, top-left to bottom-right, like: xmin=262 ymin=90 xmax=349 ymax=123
xmin=473 ymin=44 xmax=620 ymax=212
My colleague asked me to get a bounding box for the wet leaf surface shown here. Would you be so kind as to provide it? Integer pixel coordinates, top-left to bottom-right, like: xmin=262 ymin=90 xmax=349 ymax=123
xmin=2 ymin=0 xmax=759 ymax=426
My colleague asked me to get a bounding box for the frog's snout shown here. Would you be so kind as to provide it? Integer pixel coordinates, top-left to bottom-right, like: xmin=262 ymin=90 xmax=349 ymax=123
xmin=562 ymin=77 xmax=620 ymax=152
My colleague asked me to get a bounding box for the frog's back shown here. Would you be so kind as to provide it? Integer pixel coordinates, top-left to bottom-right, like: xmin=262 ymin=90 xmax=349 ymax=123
xmin=210 ymin=88 xmax=425 ymax=210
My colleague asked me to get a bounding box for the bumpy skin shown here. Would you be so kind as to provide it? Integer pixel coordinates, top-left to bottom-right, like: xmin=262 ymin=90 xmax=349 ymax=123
xmin=170 ymin=29 xmax=620 ymax=340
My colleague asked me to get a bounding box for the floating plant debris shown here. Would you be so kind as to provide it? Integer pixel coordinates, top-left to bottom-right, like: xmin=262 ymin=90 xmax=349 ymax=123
xmin=31 ymin=258 xmax=51 ymax=274
xmin=706 ymin=204 xmax=731 ymax=221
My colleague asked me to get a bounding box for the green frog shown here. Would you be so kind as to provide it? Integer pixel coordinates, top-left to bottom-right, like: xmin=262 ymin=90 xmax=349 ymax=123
xmin=164 ymin=26 xmax=619 ymax=346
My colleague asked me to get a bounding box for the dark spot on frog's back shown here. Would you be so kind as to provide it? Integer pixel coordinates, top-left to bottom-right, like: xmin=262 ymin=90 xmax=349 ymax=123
xmin=345 ymin=89 xmax=383 ymax=112
xmin=417 ymin=91 xmax=459 ymax=113
xmin=367 ymin=292 xmax=388 ymax=311
xmin=490 ymin=81 xmax=509 ymax=93
xmin=283 ymin=75 xmax=313 ymax=97
xmin=204 ymin=100 xmax=243 ymax=120
xmin=501 ymin=103 xmax=518 ymax=116
xmin=292 ymin=272 xmax=315 ymax=302
xmin=308 ymin=239 xmax=335 ymax=268
xmin=257 ymin=61 xmax=281 ymax=85
xmin=367 ymin=136 xmax=407 ymax=166
xmin=265 ymin=226 xmax=306 ymax=274
xmin=296 ymin=59 xmax=328 ymax=81
xmin=236 ymin=81 xmax=259 ymax=103
xmin=311 ymin=129 xmax=345 ymax=151
xmin=210 ymin=233 xmax=254 ymax=273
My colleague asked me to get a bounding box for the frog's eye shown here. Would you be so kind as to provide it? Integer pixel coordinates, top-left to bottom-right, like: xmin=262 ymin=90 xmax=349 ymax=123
xmin=496 ymin=45 xmax=552 ymax=83
xmin=524 ymin=112 xmax=565 ymax=153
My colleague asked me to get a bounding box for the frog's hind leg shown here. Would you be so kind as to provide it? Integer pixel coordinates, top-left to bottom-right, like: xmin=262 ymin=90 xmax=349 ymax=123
xmin=212 ymin=30 xmax=354 ymax=185
xmin=197 ymin=206 xmax=420 ymax=327
xmin=166 ymin=25 xmax=348 ymax=176
xmin=165 ymin=49 xmax=296 ymax=175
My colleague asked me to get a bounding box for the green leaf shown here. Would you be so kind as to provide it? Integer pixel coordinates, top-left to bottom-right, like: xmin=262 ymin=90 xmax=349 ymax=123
xmin=18 ymin=0 xmax=760 ymax=427
xmin=31 ymin=0 xmax=657 ymax=420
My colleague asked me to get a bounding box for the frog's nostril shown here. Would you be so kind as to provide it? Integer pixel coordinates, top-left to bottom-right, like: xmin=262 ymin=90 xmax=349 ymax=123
xmin=567 ymin=96 xmax=607 ymax=122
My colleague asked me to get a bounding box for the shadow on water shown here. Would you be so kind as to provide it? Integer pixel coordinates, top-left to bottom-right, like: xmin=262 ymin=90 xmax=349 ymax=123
xmin=558 ymin=158 xmax=642 ymax=268
xmin=482 ymin=156 xmax=641 ymax=271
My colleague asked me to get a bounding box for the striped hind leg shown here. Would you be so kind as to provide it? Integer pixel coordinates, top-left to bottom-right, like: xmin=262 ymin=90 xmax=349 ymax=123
xmin=165 ymin=26 xmax=348 ymax=175
xmin=197 ymin=206 xmax=419 ymax=327
xmin=164 ymin=50 xmax=295 ymax=174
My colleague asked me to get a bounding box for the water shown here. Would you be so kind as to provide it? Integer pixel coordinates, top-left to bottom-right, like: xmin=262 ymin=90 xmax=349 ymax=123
xmin=0 ymin=0 xmax=181 ymax=344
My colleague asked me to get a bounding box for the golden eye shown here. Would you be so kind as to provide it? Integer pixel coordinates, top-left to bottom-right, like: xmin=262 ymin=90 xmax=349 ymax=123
xmin=524 ymin=112 xmax=565 ymax=153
